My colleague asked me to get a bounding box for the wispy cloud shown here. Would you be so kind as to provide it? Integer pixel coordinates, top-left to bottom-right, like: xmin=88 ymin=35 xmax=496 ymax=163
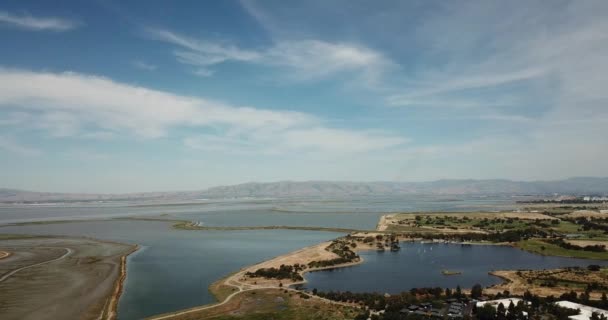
xmin=0 ymin=10 xmax=78 ymax=31
xmin=147 ymin=29 xmax=395 ymax=80
xmin=192 ymin=68 xmax=214 ymax=77
xmin=0 ymin=68 xmax=407 ymax=155
xmin=132 ymin=60 xmax=157 ymax=71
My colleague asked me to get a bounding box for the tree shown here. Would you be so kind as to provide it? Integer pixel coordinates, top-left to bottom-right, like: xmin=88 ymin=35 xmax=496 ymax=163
xmin=456 ymin=285 xmax=462 ymax=298
xmin=497 ymin=303 xmax=506 ymax=320
xmin=471 ymin=284 xmax=483 ymax=299
xmin=477 ymin=304 xmax=496 ymax=320
xmin=446 ymin=288 xmax=452 ymax=297
xmin=506 ymin=301 xmax=516 ymax=320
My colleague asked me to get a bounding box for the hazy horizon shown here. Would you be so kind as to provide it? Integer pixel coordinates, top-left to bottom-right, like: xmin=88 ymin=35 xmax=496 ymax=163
xmin=2 ymin=1 xmax=608 ymax=193
xmin=3 ymin=176 xmax=608 ymax=195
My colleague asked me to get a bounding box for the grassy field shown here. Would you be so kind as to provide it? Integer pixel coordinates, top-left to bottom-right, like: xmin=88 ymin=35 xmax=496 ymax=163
xmin=516 ymin=239 xmax=608 ymax=260
xmin=385 ymin=211 xmax=556 ymax=234
xmin=161 ymin=289 xmax=358 ymax=320
xmin=208 ymin=276 xmax=239 ymax=302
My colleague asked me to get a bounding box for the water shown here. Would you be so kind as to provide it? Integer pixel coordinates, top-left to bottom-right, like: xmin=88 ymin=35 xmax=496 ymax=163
xmin=0 ymin=195 xmax=517 ymax=226
xmin=0 ymin=220 xmax=343 ymax=319
xmin=0 ymin=196 xmax=531 ymax=319
xmin=303 ymin=242 xmax=608 ymax=293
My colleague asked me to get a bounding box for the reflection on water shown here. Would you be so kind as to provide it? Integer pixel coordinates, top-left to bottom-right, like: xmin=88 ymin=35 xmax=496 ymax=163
xmin=303 ymin=242 xmax=608 ymax=293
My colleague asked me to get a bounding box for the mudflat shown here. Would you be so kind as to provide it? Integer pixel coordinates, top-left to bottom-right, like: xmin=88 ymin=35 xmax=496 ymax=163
xmin=0 ymin=236 xmax=136 ymax=320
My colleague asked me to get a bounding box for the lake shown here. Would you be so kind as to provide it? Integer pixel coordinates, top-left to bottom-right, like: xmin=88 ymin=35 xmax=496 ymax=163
xmin=0 ymin=220 xmax=343 ymax=319
xmin=303 ymin=242 xmax=608 ymax=293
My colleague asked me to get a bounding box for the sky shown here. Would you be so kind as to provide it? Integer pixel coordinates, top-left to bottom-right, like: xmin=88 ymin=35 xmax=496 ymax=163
xmin=1 ymin=0 xmax=607 ymax=193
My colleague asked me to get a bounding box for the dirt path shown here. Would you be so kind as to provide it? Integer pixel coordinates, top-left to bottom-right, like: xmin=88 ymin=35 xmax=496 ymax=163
xmin=0 ymin=251 xmax=10 ymax=260
xmin=0 ymin=247 xmax=72 ymax=283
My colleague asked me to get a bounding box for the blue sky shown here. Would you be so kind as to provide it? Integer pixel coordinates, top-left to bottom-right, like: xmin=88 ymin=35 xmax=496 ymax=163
xmin=1 ymin=0 xmax=607 ymax=193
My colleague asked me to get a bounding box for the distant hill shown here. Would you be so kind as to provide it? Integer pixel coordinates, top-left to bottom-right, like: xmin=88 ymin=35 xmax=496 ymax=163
xmin=201 ymin=178 xmax=608 ymax=198
xmin=2 ymin=177 xmax=607 ymax=203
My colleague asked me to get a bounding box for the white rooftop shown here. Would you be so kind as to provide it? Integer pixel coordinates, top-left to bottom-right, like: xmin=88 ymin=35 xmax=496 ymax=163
xmin=555 ymin=301 xmax=608 ymax=320
xmin=476 ymin=298 xmax=525 ymax=308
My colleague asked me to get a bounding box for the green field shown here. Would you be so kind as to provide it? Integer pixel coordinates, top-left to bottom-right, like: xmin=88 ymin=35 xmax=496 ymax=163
xmin=516 ymin=239 xmax=608 ymax=260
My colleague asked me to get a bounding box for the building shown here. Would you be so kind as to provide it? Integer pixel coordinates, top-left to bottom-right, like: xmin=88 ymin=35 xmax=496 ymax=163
xmin=555 ymin=301 xmax=608 ymax=320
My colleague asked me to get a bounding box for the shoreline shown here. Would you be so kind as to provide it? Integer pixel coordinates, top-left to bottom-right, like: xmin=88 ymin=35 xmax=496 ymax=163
xmin=103 ymin=244 xmax=139 ymax=320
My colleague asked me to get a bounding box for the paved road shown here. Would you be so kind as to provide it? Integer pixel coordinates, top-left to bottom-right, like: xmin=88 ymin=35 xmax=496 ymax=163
xmin=0 ymin=247 xmax=73 ymax=283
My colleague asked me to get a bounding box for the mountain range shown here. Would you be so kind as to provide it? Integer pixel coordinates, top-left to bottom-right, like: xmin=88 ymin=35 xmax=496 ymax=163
xmin=2 ymin=177 xmax=608 ymax=203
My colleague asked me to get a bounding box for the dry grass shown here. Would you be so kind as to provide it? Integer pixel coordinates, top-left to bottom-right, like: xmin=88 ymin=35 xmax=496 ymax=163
xmin=237 ymin=241 xmax=341 ymax=287
xmin=155 ymin=289 xmax=357 ymax=320
xmin=487 ymin=268 xmax=608 ymax=299
xmin=560 ymin=210 xmax=608 ymax=219
xmin=565 ymin=239 xmax=608 ymax=247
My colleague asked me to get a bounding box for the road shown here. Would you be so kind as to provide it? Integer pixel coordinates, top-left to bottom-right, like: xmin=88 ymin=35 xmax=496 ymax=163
xmin=0 ymin=247 xmax=73 ymax=283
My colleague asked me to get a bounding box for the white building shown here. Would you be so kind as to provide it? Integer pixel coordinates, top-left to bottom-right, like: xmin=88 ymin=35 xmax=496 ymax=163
xmin=555 ymin=301 xmax=608 ymax=320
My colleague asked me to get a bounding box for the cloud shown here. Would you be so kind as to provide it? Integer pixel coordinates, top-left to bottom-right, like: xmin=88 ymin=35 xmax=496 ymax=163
xmin=192 ymin=68 xmax=214 ymax=77
xmin=132 ymin=60 xmax=157 ymax=71
xmin=0 ymin=136 xmax=41 ymax=156
xmin=185 ymin=127 xmax=407 ymax=155
xmin=281 ymin=128 xmax=407 ymax=153
xmin=147 ymin=29 xmax=395 ymax=80
xmin=0 ymin=68 xmax=407 ymax=155
xmin=150 ymin=29 xmax=261 ymax=64
xmin=0 ymin=11 xmax=78 ymax=31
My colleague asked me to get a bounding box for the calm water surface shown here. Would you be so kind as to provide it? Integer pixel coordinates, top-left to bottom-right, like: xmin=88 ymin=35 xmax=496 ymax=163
xmin=0 ymin=195 xmax=516 ymax=227
xmin=0 ymin=220 xmax=343 ymax=319
xmin=0 ymin=196 xmax=532 ymax=319
xmin=304 ymin=242 xmax=608 ymax=293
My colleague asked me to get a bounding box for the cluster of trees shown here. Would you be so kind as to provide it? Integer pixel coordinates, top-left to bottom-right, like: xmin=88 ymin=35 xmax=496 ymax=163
xmin=557 ymin=290 xmax=608 ymax=309
xmin=569 ymin=218 xmax=608 ymax=233
xmin=547 ymin=239 xmax=606 ymax=252
xmin=408 ymin=227 xmax=550 ymax=243
xmin=308 ymin=257 xmax=354 ymax=268
xmin=314 ymin=284 xmax=482 ymax=314
xmin=475 ymin=300 xmax=528 ymax=320
xmin=245 ymin=263 xmax=305 ymax=281
xmin=317 ymin=283 xmax=608 ymax=320
xmin=309 ymin=238 xmax=360 ymax=268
